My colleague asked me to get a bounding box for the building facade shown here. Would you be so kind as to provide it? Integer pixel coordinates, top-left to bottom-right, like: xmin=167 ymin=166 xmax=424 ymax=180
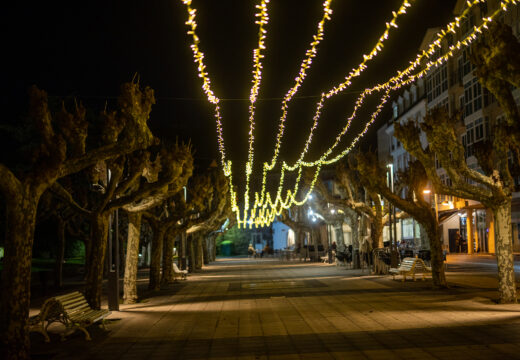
xmin=377 ymin=0 xmax=520 ymax=253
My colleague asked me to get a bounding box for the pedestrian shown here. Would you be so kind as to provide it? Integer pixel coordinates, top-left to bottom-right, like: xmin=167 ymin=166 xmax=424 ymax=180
xmin=454 ymin=231 xmax=461 ymax=253
xmin=248 ymin=244 xmax=256 ymax=258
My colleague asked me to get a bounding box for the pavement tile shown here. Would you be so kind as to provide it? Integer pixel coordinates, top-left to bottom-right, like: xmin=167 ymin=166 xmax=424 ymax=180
xmin=29 ymin=258 xmax=520 ymax=360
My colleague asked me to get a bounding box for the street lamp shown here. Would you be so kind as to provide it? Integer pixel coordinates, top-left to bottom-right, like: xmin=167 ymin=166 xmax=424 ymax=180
xmin=387 ymin=163 xmax=398 ymax=267
xmin=423 ymin=188 xmax=438 ymax=221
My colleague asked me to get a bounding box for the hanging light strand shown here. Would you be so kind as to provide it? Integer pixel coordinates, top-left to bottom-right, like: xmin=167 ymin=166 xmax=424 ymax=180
xmin=244 ymin=0 xmax=271 ymax=220
xmin=243 ymin=1 xmax=511 ymax=227
xmin=255 ymin=0 xmax=411 ymax=214
xmin=180 ymin=0 xmax=515 ymax=228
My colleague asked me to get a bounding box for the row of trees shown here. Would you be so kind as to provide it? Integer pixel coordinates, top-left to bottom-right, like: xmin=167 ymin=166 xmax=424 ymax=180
xmin=285 ymin=22 xmax=518 ymax=304
xmin=0 ymin=82 xmax=231 ymax=359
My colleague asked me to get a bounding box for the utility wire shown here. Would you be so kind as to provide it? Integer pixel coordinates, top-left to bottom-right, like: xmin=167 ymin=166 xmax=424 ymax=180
xmin=47 ymin=89 xmax=364 ymax=102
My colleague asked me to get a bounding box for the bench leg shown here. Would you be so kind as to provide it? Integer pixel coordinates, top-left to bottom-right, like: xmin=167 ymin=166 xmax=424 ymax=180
xmin=31 ymin=325 xmax=50 ymax=343
xmin=78 ymin=326 xmax=92 ymax=341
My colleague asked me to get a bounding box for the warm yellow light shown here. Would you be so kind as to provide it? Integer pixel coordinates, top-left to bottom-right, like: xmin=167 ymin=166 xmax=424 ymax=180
xmin=179 ymin=0 xmax=513 ymax=228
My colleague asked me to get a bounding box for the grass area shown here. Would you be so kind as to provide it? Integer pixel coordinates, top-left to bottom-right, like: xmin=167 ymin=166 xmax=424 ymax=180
xmin=0 ymin=257 xmax=85 ymax=273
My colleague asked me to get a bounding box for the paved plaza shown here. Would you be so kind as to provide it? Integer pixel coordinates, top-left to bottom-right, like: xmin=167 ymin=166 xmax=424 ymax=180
xmin=31 ymin=257 xmax=520 ymax=359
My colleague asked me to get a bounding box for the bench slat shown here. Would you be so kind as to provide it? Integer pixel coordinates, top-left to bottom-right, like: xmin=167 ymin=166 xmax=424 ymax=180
xmin=62 ymin=299 xmax=89 ymax=309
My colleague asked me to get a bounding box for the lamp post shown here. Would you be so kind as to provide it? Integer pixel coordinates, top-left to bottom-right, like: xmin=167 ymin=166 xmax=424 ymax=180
xmin=106 ymin=168 xmax=120 ymax=311
xmin=387 ymin=163 xmax=398 ymax=267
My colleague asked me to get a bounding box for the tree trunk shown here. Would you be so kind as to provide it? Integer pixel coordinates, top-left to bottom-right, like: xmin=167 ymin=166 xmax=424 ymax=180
xmin=195 ymin=234 xmax=203 ymax=269
xmin=424 ymin=222 xmax=447 ymax=288
xmin=119 ymin=217 xmax=125 ymax=275
xmin=178 ymin=232 xmax=186 ymax=270
xmin=0 ymin=190 xmax=40 ymax=360
xmin=493 ymin=202 xmax=517 ymax=303
xmin=372 ymin=214 xmax=383 ymax=249
xmin=351 ymin=214 xmax=360 ymax=269
xmin=161 ymin=231 xmax=175 ymax=286
xmin=211 ymin=235 xmax=217 ymax=261
xmin=202 ymin=235 xmax=209 ymax=265
xmin=54 ymin=217 xmax=66 ymax=289
xmin=188 ymin=236 xmax=196 ymax=273
xmin=123 ymin=212 xmax=142 ymax=304
xmin=312 ymin=230 xmax=319 ymax=261
xmin=85 ymin=212 xmax=110 ymax=308
xmin=149 ymin=226 xmax=165 ymax=291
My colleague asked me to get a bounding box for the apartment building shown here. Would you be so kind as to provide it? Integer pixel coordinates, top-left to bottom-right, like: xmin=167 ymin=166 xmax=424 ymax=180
xmin=377 ymin=0 xmax=520 ymax=253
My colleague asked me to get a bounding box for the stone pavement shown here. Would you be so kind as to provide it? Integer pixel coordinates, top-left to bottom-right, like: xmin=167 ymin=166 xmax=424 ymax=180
xmin=31 ymin=258 xmax=520 ymax=360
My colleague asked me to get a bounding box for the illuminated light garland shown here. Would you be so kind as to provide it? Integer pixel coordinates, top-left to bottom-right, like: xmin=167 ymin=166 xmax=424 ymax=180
xmin=244 ymin=0 xmax=270 ymax=221
xmin=244 ymin=1 xmax=512 ymax=227
xmin=246 ymin=0 xmax=484 ymax=226
xmin=253 ymin=6 xmax=505 ymax=228
xmin=258 ymin=0 xmax=334 ymax=196
xmin=180 ymin=0 xmax=515 ymax=228
xmin=253 ymin=0 xmax=414 ymax=217
xmin=181 ymin=0 xmax=226 ymax=167
xmin=180 ymin=0 xmax=337 ymax=227
xmin=285 ymin=0 xmax=486 ymax=171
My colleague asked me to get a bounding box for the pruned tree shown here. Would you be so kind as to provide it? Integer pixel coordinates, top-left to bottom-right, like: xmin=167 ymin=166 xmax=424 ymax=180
xmin=312 ymin=164 xmax=385 ymax=251
xmin=393 ymin=21 xmax=520 ymax=303
xmin=185 ymin=167 xmax=230 ymax=271
xmin=0 ymin=81 xmax=155 ymax=359
xmin=81 ymin=142 xmax=192 ymax=307
xmin=141 ymin=166 xmax=226 ymax=290
xmin=353 ymin=153 xmax=447 ymax=287
xmin=121 ymin=149 xmax=194 ymax=304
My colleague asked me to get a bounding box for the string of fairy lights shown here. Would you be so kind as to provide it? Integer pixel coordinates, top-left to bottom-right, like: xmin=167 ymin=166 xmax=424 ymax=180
xmin=244 ymin=0 xmax=270 ymax=218
xmin=180 ymin=0 xmax=517 ymax=228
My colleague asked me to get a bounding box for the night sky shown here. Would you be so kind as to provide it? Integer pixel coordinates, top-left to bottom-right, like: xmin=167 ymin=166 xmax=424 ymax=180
xmin=3 ymin=0 xmax=456 ymax=191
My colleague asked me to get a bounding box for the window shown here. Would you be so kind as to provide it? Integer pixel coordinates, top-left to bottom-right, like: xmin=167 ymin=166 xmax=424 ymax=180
xmin=460 ymin=49 xmax=473 ymax=78
xmin=466 ymin=122 xmax=474 ymax=144
xmin=462 ymin=132 xmax=474 ymax=159
xmin=393 ymin=104 xmax=399 ymax=119
xmin=474 ymin=118 xmax=484 ymax=141
xmin=483 ymin=87 xmax=495 ymax=107
xmin=426 ymin=64 xmax=448 ymax=102
xmin=438 ymin=97 xmax=449 ymax=113
xmin=464 ymin=77 xmax=482 ymax=117
xmin=463 ymin=117 xmax=487 ymax=158
xmin=461 ymin=13 xmax=475 ymax=37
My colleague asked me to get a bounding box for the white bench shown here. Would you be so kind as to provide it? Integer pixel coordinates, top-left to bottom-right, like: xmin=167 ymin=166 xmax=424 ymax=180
xmin=389 ymin=257 xmax=432 ymax=282
xmin=53 ymin=291 xmax=111 ymax=340
xmin=173 ymin=263 xmax=188 ymax=280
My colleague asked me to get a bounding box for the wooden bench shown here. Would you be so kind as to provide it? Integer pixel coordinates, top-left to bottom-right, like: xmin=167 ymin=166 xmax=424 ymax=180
xmin=55 ymin=291 xmax=111 ymax=340
xmin=389 ymin=257 xmax=432 ymax=282
xmin=29 ymin=291 xmax=110 ymax=341
xmin=173 ymin=263 xmax=188 ymax=280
